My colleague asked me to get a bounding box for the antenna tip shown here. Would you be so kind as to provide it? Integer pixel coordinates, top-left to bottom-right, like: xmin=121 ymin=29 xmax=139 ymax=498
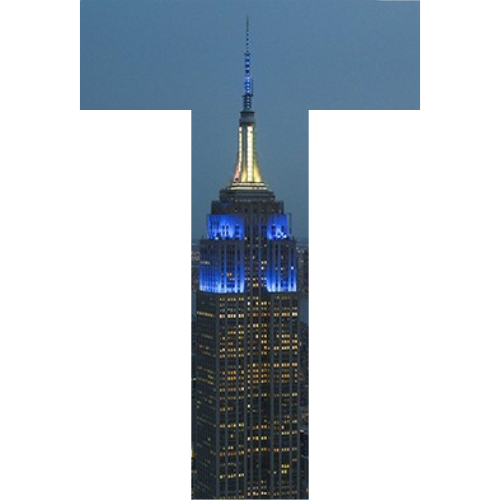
xmin=245 ymin=16 xmax=250 ymax=50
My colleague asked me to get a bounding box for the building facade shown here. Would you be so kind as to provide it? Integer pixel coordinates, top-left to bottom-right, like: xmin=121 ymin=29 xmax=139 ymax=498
xmin=194 ymin=22 xmax=301 ymax=499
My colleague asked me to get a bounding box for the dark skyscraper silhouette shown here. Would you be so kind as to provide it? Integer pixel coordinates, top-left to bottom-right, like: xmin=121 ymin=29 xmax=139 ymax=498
xmin=193 ymin=20 xmax=302 ymax=499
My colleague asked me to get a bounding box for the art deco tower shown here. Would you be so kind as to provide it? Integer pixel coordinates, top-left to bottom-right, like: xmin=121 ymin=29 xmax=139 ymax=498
xmin=194 ymin=20 xmax=300 ymax=499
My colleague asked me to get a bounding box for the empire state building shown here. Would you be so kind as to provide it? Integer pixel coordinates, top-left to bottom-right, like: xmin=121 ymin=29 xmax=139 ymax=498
xmin=194 ymin=20 xmax=301 ymax=499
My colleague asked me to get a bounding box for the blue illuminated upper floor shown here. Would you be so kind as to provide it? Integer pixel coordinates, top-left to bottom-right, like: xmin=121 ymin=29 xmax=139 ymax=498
xmin=200 ymin=212 xmax=297 ymax=294
xmin=206 ymin=213 xmax=291 ymax=241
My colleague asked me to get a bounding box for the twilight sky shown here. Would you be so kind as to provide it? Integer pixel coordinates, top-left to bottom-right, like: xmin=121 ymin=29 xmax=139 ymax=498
xmin=81 ymin=0 xmax=420 ymax=240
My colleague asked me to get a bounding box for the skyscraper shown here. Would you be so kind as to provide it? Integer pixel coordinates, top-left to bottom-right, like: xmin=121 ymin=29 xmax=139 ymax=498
xmin=194 ymin=20 xmax=301 ymax=499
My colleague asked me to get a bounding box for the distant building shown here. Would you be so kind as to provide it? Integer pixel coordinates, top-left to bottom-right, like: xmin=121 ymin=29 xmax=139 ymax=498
xmin=193 ymin=20 xmax=304 ymax=499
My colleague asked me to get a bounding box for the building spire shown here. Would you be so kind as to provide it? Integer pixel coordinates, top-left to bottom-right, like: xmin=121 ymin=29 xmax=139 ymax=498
xmin=230 ymin=18 xmax=267 ymax=190
xmin=243 ymin=16 xmax=253 ymax=111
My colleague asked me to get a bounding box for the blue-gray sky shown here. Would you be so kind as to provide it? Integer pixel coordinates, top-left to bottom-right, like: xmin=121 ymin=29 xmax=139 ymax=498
xmin=81 ymin=1 xmax=420 ymax=240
